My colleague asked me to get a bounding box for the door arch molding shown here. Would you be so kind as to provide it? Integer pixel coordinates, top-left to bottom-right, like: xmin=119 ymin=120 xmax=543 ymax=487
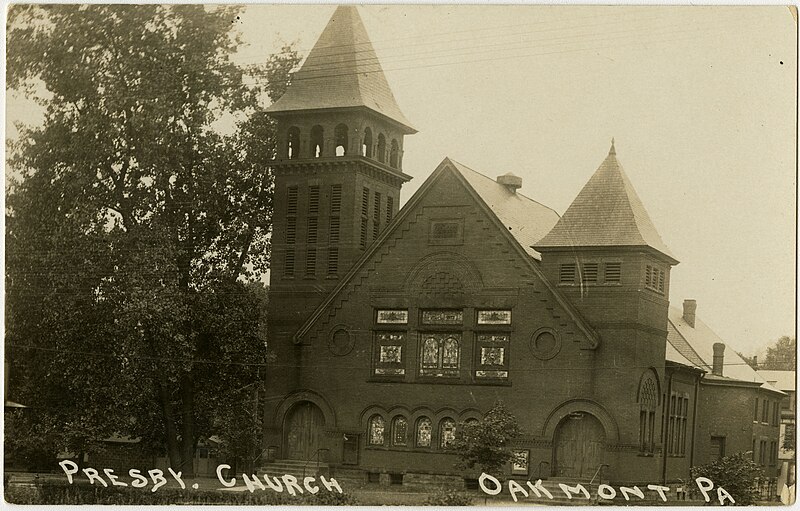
xmin=274 ymin=389 xmax=336 ymax=429
xmin=541 ymin=398 xmax=619 ymax=443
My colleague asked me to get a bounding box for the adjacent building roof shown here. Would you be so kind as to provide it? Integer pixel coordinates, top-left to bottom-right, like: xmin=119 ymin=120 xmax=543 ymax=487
xmin=666 ymin=306 xmax=782 ymax=394
xmin=449 ymin=159 xmax=560 ymax=260
xmin=534 ymin=142 xmax=677 ymax=263
xmin=265 ymin=5 xmax=415 ymax=133
xmin=758 ymin=370 xmax=796 ymax=393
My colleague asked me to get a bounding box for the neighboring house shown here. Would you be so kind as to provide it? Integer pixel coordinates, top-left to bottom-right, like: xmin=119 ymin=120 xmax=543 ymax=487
xmin=260 ymin=4 xmax=785 ymax=488
xmin=666 ymin=302 xmax=785 ymax=491
xmin=758 ymin=369 xmax=796 ymax=500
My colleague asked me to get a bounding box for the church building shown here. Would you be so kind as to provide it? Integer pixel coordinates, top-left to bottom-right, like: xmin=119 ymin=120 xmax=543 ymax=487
xmin=262 ymin=5 xmax=784 ymax=488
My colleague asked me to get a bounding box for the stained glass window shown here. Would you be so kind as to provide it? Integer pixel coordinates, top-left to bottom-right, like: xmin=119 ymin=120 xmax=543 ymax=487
xmin=392 ymin=416 xmax=408 ymax=446
xmin=440 ymin=418 xmax=456 ymax=448
xmin=477 ymin=310 xmax=512 ymax=325
xmin=419 ymin=333 xmax=461 ymax=376
xmin=416 ymin=417 xmax=432 ymax=447
xmin=374 ymin=333 xmax=405 ymax=376
xmin=376 ymin=310 xmax=408 ymax=324
xmin=475 ymin=334 xmax=509 ymax=379
xmin=369 ymin=415 xmax=385 ymax=446
xmin=421 ymin=310 xmax=463 ymax=325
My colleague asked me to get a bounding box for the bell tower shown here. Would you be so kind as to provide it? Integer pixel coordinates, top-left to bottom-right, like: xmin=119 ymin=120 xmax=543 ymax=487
xmin=266 ymin=5 xmax=416 ymax=337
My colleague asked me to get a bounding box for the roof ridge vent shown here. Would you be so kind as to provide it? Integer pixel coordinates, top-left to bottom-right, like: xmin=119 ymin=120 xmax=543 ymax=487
xmin=496 ymin=172 xmax=522 ymax=193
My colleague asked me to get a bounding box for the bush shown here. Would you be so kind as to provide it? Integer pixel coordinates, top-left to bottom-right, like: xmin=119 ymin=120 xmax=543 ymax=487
xmin=690 ymin=452 xmax=764 ymax=505
xmin=423 ymin=488 xmax=473 ymax=506
xmin=4 ymin=480 xmax=357 ymax=505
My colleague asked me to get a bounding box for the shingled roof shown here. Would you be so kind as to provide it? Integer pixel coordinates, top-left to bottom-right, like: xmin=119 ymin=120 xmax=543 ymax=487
xmin=266 ymin=5 xmax=415 ymax=133
xmin=666 ymin=307 xmax=782 ymax=394
xmin=449 ymin=159 xmax=560 ymax=260
xmin=534 ymin=142 xmax=677 ymax=263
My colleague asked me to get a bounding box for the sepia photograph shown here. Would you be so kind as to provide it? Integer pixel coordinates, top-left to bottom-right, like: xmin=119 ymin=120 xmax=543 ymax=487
xmin=4 ymin=3 xmax=797 ymax=506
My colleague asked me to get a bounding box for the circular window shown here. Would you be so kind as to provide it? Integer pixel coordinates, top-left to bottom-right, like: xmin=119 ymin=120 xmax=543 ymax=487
xmin=328 ymin=327 xmax=354 ymax=356
xmin=530 ymin=328 xmax=561 ymax=360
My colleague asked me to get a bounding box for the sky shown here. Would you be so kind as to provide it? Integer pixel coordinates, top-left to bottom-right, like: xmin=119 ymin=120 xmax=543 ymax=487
xmin=6 ymin=4 xmax=797 ymax=357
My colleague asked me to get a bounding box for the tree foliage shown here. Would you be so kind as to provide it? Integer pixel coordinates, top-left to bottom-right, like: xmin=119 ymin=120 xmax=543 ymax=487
xmin=690 ymin=452 xmax=765 ymax=505
xmin=6 ymin=4 xmax=300 ymax=475
xmin=452 ymin=401 xmax=522 ymax=477
xmin=761 ymin=336 xmax=796 ymax=371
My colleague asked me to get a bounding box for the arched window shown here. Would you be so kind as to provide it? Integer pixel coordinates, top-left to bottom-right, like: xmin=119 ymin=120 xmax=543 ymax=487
xmin=389 ymin=139 xmax=399 ymax=168
xmin=334 ymin=124 xmax=348 ymax=157
xmin=368 ymin=415 xmax=385 ymax=446
xmin=310 ymin=125 xmax=324 ymax=158
xmin=392 ymin=416 xmax=408 ymax=446
xmin=287 ymin=126 xmax=300 ymax=160
xmin=362 ymin=128 xmax=373 ymax=157
xmin=638 ymin=373 xmax=658 ymax=454
xmin=439 ymin=418 xmax=456 ymax=449
xmin=377 ymin=133 xmax=386 ymax=163
xmin=416 ymin=417 xmax=432 ymax=447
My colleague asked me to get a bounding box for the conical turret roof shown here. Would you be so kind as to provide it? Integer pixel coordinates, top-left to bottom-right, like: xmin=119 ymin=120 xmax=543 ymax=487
xmin=535 ymin=142 xmax=678 ymax=263
xmin=266 ymin=5 xmax=415 ymax=133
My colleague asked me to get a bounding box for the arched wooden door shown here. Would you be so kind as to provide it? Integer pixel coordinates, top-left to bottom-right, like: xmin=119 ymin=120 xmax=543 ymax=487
xmin=284 ymin=401 xmax=325 ymax=460
xmin=553 ymin=412 xmax=606 ymax=478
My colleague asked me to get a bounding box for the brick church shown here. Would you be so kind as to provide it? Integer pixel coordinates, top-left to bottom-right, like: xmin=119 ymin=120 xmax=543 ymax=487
xmin=262 ymin=5 xmax=784 ymax=487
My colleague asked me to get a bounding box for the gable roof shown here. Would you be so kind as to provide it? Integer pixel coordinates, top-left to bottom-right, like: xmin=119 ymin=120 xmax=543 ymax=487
xmin=292 ymin=157 xmax=598 ymax=346
xmin=535 ymin=143 xmax=677 ymax=264
xmin=757 ymin=370 xmax=796 ymax=393
xmin=667 ymin=307 xmax=782 ymax=394
xmin=448 ymin=160 xmax=560 ymax=259
xmin=265 ymin=5 xmax=415 ymax=133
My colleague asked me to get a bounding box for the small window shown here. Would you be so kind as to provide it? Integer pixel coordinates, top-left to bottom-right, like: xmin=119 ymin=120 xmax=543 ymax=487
xmin=416 ymin=417 xmax=432 ymax=447
xmin=286 ymin=217 xmax=296 ymax=244
xmin=330 ymin=184 xmax=342 ymax=214
xmin=439 ymin=419 xmax=456 ymax=449
xmin=373 ymin=192 xmax=382 ymax=239
xmin=368 ymin=415 xmax=385 ymax=446
xmin=391 ymin=416 xmax=408 ymax=446
xmin=310 ymin=125 xmax=324 ymax=158
xmin=376 ymin=310 xmax=408 ymax=324
xmin=475 ymin=334 xmax=509 ymax=379
xmin=361 ymin=188 xmax=370 ymax=217
xmin=327 ymin=247 xmax=338 ymax=275
xmin=386 ymin=196 xmax=394 ymax=224
xmin=582 ymin=263 xmax=598 ymax=284
xmin=334 ymin=123 xmax=348 ymax=156
xmin=287 ymin=186 xmax=298 ymax=215
xmin=363 ymin=128 xmax=373 ymax=158
xmin=645 ymin=264 xmax=665 ymax=293
xmin=429 ymin=220 xmax=464 ymax=245
xmin=287 ymin=126 xmax=300 ymax=160
xmin=307 ymin=217 xmax=318 ymax=244
xmin=284 ymin=249 xmax=295 ymax=277
xmin=477 ymin=310 xmax=512 ymax=325
xmin=305 ymin=247 xmax=316 ymax=276
xmin=374 ymin=332 xmax=405 ymax=376
xmin=360 ymin=217 xmax=368 ymax=248
xmin=308 ymin=186 xmax=320 ymax=214
xmin=560 ymin=263 xmax=576 ymax=284
xmin=329 ymin=217 xmax=340 ymax=244
xmin=604 ymin=262 xmax=621 ymax=284
xmin=421 ymin=310 xmax=463 ymax=325
xmin=711 ymin=436 xmax=726 ymax=461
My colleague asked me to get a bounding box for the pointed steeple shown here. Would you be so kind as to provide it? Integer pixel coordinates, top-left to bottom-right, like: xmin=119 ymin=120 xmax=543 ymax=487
xmin=266 ymin=5 xmax=415 ymax=133
xmin=534 ymin=144 xmax=678 ymax=263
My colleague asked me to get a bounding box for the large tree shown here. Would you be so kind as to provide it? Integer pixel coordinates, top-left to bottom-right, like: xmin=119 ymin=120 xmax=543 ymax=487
xmin=6 ymin=4 xmax=299 ymax=476
xmin=761 ymin=336 xmax=796 ymax=371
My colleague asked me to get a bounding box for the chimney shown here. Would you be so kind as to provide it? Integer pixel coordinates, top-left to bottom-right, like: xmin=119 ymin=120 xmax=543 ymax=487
xmin=497 ymin=173 xmax=522 ymax=193
xmin=752 ymin=355 xmax=758 ymax=369
xmin=683 ymin=299 xmax=697 ymax=328
xmin=712 ymin=342 xmax=725 ymax=376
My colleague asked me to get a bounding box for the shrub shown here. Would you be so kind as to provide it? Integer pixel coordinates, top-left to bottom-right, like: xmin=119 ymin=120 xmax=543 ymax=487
xmin=690 ymin=451 xmax=764 ymax=505
xmin=423 ymin=488 xmax=473 ymax=506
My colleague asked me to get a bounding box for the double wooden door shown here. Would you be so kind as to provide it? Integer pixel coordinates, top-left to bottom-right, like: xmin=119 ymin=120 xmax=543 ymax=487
xmin=284 ymin=402 xmax=325 ymax=460
xmin=553 ymin=413 xmax=606 ymax=478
